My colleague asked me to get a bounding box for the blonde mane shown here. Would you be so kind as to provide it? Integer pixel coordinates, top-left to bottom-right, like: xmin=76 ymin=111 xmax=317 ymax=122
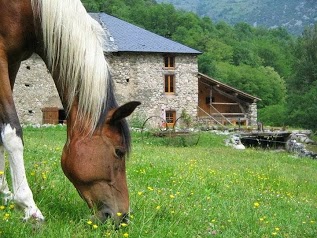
xmin=31 ymin=0 xmax=110 ymax=131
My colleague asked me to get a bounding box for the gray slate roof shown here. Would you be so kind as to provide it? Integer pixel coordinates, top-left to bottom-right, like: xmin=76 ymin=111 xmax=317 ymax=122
xmin=90 ymin=13 xmax=201 ymax=54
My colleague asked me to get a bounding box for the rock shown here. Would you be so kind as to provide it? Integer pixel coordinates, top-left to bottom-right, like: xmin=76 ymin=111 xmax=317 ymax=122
xmin=225 ymin=134 xmax=245 ymax=150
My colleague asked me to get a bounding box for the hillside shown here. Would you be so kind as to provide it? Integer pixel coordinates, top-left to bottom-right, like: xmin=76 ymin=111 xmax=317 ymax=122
xmin=156 ymin=0 xmax=317 ymax=35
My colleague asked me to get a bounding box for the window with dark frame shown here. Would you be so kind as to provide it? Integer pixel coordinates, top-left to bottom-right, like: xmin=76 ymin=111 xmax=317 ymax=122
xmin=164 ymin=55 xmax=175 ymax=68
xmin=164 ymin=74 xmax=175 ymax=93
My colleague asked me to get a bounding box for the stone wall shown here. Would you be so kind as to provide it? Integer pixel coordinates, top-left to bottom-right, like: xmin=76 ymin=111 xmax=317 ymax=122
xmin=14 ymin=53 xmax=199 ymax=125
xmin=108 ymin=52 xmax=199 ymax=124
xmin=14 ymin=54 xmax=62 ymax=125
xmin=248 ymin=102 xmax=258 ymax=126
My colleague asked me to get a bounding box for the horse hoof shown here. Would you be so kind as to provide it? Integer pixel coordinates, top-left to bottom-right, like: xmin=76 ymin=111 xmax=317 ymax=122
xmin=23 ymin=207 xmax=45 ymax=222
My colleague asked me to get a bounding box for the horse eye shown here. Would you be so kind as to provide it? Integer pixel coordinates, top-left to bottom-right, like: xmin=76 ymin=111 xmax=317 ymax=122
xmin=115 ymin=148 xmax=125 ymax=159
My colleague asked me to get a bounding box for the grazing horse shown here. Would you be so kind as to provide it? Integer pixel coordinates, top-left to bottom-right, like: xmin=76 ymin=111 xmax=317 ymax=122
xmin=0 ymin=0 xmax=140 ymax=223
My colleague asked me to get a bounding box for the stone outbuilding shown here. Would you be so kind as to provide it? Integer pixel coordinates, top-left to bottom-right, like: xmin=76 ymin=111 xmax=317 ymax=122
xmin=13 ymin=13 xmax=259 ymax=127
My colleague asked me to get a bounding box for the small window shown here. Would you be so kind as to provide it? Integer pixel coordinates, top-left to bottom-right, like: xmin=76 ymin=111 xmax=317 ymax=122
xmin=164 ymin=56 xmax=175 ymax=68
xmin=166 ymin=110 xmax=176 ymax=127
xmin=165 ymin=75 xmax=175 ymax=93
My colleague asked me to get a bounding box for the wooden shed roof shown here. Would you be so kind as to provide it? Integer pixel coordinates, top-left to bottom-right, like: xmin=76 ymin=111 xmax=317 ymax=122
xmin=198 ymin=73 xmax=261 ymax=103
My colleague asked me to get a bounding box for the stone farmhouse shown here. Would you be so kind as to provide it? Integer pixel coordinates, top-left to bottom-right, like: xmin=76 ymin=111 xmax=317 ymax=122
xmin=14 ymin=13 xmax=259 ymax=127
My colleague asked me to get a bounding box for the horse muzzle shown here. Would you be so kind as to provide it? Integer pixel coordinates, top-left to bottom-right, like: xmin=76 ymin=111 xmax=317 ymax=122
xmin=93 ymin=205 xmax=129 ymax=226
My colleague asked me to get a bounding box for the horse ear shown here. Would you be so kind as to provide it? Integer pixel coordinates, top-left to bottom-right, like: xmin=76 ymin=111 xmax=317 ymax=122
xmin=109 ymin=101 xmax=141 ymax=124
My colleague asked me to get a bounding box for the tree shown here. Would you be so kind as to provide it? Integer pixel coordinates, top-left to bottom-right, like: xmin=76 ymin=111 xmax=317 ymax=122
xmin=215 ymin=63 xmax=286 ymax=108
xmin=286 ymin=24 xmax=317 ymax=130
xmin=198 ymin=52 xmax=216 ymax=76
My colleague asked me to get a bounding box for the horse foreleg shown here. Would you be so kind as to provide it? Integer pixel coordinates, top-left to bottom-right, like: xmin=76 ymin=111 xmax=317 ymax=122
xmin=0 ymin=145 xmax=13 ymax=204
xmin=1 ymin=125 xmax=44 ymax=221
xmin=0 ymin=56 xmax=44 ymax=221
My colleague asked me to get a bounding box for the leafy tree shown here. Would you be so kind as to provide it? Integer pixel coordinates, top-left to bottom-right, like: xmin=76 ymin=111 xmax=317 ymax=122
xmin=215 ymin=63 xmax=286 ymax=108
xmin=234 ymin=22 xmax=254 ymax=41
xmin=204 ymin=39 xmax=233 ymax=62
xmin=232 ymin=42 xmax=261 ymax=67
xmin=258 ymin=104 xmax=287 ymax=126
xmin=198 ymin=52 xmax=216 ymax=76
xmin=286 ymin=24 xmax=317 ymax=130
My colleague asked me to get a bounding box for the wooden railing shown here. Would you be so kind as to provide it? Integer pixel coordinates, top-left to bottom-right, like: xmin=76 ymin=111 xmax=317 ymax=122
xmin=197 ymin=106 xmax=248 ymax=126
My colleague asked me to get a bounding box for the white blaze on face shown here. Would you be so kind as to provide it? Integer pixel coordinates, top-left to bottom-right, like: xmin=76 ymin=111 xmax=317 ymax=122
xmin=0 ymin=124 xmax=44 ymax=221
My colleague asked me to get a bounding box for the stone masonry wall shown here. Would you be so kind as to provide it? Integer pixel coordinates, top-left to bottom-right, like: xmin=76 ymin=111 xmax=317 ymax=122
xmin=14 ymin=54 xmax=62 ymax=125
xmin=107 ymin=52 xmax=199 ymax=124
xmin=14 ymin=53 xmax=199 ymax=125
xmin=248 ymin=102 xmax=258 ymax=126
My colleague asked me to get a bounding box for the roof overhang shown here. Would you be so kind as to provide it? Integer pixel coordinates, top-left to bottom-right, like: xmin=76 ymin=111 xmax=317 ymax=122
xmin=198 ymin=72 xmax=261 ymax=103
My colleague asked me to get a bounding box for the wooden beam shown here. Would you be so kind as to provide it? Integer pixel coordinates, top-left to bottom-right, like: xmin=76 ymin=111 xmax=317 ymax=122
xmin=213 ymin=87 xmax=249 ymax=107
xmin=210 ymin=113 xmax=246 ymax=116
xmin=213 ymin=87 xmax=247 ymax=114
xmin=211 ymin=102 xmax=239 ymax=105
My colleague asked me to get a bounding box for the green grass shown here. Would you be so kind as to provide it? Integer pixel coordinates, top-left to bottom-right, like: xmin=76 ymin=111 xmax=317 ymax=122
xmin=1 ymin=126 xmax=317 ymax=237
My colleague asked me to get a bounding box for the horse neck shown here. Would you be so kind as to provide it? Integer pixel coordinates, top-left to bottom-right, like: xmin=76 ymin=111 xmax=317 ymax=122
xmin=65 ymin=99 xmax=97 ymax=139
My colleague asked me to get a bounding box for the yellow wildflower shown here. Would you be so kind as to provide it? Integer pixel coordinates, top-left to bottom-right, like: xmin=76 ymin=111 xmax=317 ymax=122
xmin=137 ymin=192 xmax=143 ymax=196
xmin=123 ymin=233 xmax=129 ymax=238
xmin=253 ymin=202 xmax=260 ymax=208
xmin=9 ymin=204 xmax=14 ymax=209
xmin=121 ymin=223 xmax=128 ymax=228
xmin=3 ymin=213 xmax=10 ymax=220
xmin=170 ymin=195 xmax=175 ymax=199
xmin=117 ymin=212 xmax=122 ymax=217
xmin=0 ymin=206 xmax=5 ymax=210
xmin=41 ymin=172 xmax=47 ymax=180
xmin=87 ymin=220 xmax=93 ymax=225
xmin=0 ymin=171 xmax=4 ymax=175
xmin=147 ymin=186 xmax=153 ymax=191
xmin=92 ymin=224 xmax=98 ymax=229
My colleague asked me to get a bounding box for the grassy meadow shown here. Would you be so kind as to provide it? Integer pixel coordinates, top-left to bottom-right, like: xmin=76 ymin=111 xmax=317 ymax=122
xmin=1 ymin=126 xmax=317 ymax=237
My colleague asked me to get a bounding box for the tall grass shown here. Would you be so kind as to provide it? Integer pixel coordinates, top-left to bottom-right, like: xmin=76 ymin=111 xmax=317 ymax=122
xmin=1 ymin=126 xmax=317 ymax=237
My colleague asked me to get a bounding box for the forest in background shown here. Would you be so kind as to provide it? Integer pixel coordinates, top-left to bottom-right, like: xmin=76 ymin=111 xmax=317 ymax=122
xmin=82 ymin=0 xmax=317 ymax=131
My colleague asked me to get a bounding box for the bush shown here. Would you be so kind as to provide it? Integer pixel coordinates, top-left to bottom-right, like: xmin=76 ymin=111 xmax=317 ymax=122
xmin=258 ymin=104 xmax=287 ymax=126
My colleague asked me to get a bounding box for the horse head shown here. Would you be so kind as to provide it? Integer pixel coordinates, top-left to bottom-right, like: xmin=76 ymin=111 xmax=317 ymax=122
xmin=61 ymin=101 xmax=140 ymax=224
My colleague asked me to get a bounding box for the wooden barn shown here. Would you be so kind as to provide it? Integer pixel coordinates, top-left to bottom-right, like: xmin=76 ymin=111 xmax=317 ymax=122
xmin=197 ymin=73 xmax=260 ymax=126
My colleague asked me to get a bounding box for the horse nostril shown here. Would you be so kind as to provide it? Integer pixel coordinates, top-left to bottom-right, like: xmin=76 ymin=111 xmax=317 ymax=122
xmin=121 ymin=213 xmax=129 ymax=224
xmin=104 ymin=212 xmax=112 ymax=219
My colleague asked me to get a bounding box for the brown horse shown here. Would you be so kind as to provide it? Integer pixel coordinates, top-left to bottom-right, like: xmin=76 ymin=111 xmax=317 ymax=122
xmin=0 ymin=0 xmax=140 ymax=224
